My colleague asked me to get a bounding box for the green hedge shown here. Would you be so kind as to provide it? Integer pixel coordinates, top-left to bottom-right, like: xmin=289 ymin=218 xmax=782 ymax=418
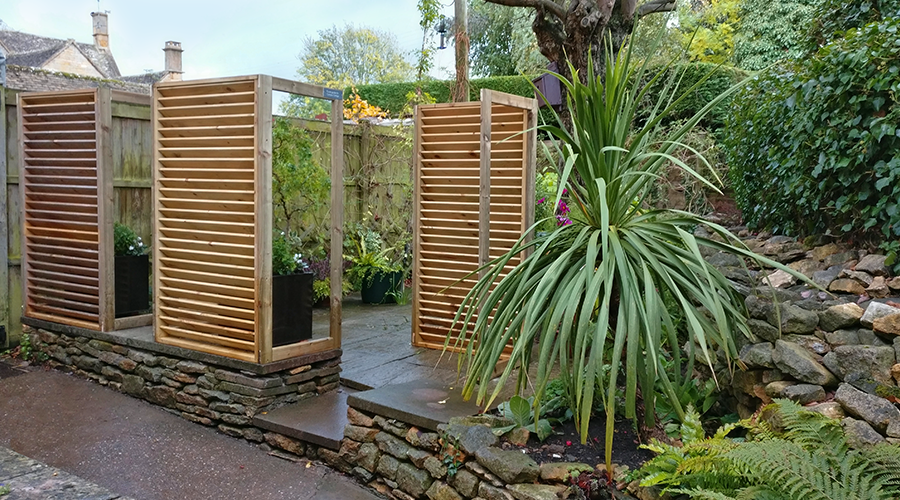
xmin=349 ymin=76 xmax=538 ymax=116
xmin=352 ymin=63 xmax=744 ymax=131
xmin=724 ymin=16 xmax=900 ymax=240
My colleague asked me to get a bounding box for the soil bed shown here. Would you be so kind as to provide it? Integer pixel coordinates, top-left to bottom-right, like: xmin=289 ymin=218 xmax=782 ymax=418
xmin=516 ymin=416 xmax=654 ymax=471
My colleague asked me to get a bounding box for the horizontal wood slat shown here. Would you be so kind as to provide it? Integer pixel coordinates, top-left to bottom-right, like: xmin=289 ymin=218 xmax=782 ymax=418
xmin=154 ymin=78 xmax=259 ymax=361
xmin=20 ymin=90 xmax=102 ymax=330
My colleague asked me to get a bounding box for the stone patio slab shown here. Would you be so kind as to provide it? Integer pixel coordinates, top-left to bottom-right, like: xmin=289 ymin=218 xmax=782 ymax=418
xmin=347 ymin=379 xmax=483 ymax=431
xmin=253 ymin=387 xmax=358 ymax=450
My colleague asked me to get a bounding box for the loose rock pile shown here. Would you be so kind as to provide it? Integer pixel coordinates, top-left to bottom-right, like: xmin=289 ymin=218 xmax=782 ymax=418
xmin=706 ymin=231 xmax=900 ymax=446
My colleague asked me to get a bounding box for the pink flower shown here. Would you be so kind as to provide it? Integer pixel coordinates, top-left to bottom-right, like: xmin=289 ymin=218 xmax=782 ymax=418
xmin=537 ymin=197 xmax=546 ymax=204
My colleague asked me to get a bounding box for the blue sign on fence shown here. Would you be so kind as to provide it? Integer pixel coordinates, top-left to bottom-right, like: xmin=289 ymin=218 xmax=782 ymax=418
xmin=323 ymin=88 xmax=343 ymax=100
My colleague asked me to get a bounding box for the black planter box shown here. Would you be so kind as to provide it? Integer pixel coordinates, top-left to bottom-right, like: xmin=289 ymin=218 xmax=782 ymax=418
xmin=361 ymin=270 xmax=403 ymax=304
xmin=115 ymin=254 xmax=150 ymax=318
xmin=272 ymin=271 xmax=314 ymax=347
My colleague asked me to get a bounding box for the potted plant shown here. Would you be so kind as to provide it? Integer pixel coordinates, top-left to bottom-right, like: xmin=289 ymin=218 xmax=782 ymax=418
xmin=113 ymin=222 xmax=150 ymax=317
xmin=346 ymin=229 xmax=403 ymax=304
xmin=271 ymin=231 xmax=313 ymax=346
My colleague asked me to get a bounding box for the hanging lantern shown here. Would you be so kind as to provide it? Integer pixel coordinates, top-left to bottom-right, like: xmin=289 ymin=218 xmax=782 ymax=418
xmin=437 ymin=17 xmax=448 ymax=50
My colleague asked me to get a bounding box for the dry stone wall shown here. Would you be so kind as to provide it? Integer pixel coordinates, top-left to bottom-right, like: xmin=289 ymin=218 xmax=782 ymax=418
xmin=705 ymin=229 xmax=900 ymax=446
xmin=24 ymin=325 xmax=342 ymax=444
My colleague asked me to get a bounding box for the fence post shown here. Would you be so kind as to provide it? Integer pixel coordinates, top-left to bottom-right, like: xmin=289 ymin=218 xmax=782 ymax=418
xmin=0 ymin=86 xmax=8 ymax=348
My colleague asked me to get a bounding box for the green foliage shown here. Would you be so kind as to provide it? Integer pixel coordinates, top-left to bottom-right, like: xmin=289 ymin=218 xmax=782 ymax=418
xmin=113 ymin=222 xmax=146 ymax=257
xmin=350 ymin=75 xmax=538 ymax=116
xmin=0 ymin=484 xmax=9 ymax=496
xmin=272 ymin=231 xmax=308 ymax=276
xmin=732 ymin=0 xmax=823 ymax=70
xmin=447 ymin=30 xmax=805 ymax=479
xmin=535 ymin=171 xmax=559 ymax=233
xmin=808 ymin=0 xmax=900 ymax=51
xmin=637 ymin=63 xmax=747 ymax=130
xmin=284 ymin=24 xmax=414 ymax=117
xmin=634 ymin=399 xmax=900 ymax=499
xmin=416 ymin=0 xmax=441 ymax=80
xmin=468 ymin=0 xmax=547 ymax=77
xmin=296 ymin=24 xmax=413 ymax=88
xmin=678 ymin=0 xmax=741 ymax=64
xmin=6 ymin=333 xmax=48 ymax=363
xmin=494 ymin=395 xmax=554 ymax=442
xmin=272 ymin=117 xmax=330 ymax=249
xmin=344 ymin=228 xmax=401 ymax=289
xmin=313 ymin=278 xmax=331 ymax=303
xmin=725 ymin=16 xmax=900 ymax=240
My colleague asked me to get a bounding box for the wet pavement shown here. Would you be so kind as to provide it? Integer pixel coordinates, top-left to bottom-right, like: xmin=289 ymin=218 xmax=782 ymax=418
xmin=0 ymin=446 xmax=131 ymax=500
xmin=0 ymin=368 xmax=378 ymax=500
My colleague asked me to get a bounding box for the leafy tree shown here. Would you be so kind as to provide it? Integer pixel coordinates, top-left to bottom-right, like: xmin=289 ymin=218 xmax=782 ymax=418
xmin=468 ymin=0 xmax=547 ymax=76
xmin=296 ymin=24 xmax=414 ymax=88
xmin=283 ymin=24 xmax=414 ymax=118
xmin=731 ymin=0 xmax=823 ymax=70
xmin=677 ymin=0 xmax=741 ymax=64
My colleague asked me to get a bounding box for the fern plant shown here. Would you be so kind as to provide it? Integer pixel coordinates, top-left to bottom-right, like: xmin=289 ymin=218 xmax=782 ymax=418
xmin=633 ymin=399 xmax=900 ymax=499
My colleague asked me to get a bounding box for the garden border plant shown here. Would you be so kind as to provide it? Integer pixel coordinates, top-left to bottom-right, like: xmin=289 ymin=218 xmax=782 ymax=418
xmin=445 ymin=26 xmax=814 ymax=484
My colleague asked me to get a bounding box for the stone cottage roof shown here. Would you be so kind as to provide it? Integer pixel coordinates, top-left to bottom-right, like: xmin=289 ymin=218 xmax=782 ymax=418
xmin=0 ymin=29 xmax=121 ymax=78
xmin=5 ymin=65 xmax=151 ymax=94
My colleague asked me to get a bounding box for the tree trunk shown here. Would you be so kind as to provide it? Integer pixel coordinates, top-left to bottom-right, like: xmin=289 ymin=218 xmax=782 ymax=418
xmin=483 ymin=0 xmax=674 ymax=125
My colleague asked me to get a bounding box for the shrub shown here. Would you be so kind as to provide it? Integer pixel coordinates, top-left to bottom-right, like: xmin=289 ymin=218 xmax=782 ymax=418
xmin=114 ymin=223 xmax=146 ymax=256
xmin=725 ymin=15 xmax=900 ymax=240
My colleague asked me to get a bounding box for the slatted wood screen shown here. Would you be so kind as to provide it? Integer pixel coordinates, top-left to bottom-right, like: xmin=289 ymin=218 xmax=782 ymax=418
xmin=153 ymin=75 xmax=344 ymax=363
xmin=19 ymin=89 xmax=113 ymax=331
xmin=153 ymin=76 xmax=259 ymax=361
xmin=412 ymin=90 xmax=537 ymax=351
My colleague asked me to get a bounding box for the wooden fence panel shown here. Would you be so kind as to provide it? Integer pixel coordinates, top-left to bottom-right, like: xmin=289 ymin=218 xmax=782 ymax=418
xmin=412 ymin=92 xmax=537 ymax=352
xmin=18 ymin=89 xmax=103 ymax=330
xmin=153 ymin=76 xmax=260 ymax=362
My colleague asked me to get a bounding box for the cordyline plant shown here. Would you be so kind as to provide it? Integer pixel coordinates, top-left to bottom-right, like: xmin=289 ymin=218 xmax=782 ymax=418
xmin=446 ymin=32 xmax=809 ymax=481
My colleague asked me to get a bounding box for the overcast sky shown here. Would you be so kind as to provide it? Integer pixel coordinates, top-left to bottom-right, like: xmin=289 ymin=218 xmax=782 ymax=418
xmin=1 ymin=0 xmax=459 ymax=81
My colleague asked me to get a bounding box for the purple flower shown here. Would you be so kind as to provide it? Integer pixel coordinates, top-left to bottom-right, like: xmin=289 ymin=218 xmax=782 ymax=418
xmin=537 ymin=197 xmax=546 ymax=204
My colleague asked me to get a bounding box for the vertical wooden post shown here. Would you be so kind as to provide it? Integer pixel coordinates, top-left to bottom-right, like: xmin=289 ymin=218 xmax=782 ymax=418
xmin=329 ymin=98 xmax=344 ymax=347
xmin=16 ymin=93 xmax=28 ymax=323
xmin=478 ymin=90 xmax=493 ymax=274
xmin=0 ymin=87 xmax=8 ymax=347
xmin=411 ymin=105 xmax=423 ymax=347
xmin=522 ymin=101 xmax=538 ymax=257
xmin=151 ymin=84 xmax=162 ymax=342
xmin=96 ymin=87 xmax=115 ymax=331
xmin=256 ymin=75 xmax=274 ymax=364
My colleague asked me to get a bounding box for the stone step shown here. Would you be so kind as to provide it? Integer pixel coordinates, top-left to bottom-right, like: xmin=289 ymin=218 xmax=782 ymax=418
xmin=347 ymin=379 xmax=483 ymax=432
xmin=253 ymin=386 xmax=358 ymax=450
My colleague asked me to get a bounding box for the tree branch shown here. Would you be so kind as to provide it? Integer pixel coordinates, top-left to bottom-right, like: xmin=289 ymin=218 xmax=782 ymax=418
xmin=637 ymin=0 xmax=676 ymax=16
xmin=483 ymin=0 xmax=568 ymax=22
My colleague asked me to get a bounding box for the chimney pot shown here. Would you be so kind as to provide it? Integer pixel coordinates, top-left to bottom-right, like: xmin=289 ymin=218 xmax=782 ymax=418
xmin=91 ymin=12 xmax=109 ymax=50
xmin=163 ymin=41 xmax=183 ymax=81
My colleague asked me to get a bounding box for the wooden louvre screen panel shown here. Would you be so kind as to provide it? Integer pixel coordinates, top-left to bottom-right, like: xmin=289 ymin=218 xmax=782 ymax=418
xmin=153 ymin=77 xmax=259 ymax=362
xmin=412 ymin=94 xmax=535 ymax=353
xmin=19 ymin=90 xmax=103 ymax=330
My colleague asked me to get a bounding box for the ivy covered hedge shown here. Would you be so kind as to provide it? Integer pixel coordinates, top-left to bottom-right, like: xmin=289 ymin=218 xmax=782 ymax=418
xmin=725 ymin=15 xmax=900 ymax=240
xmin=351 ymin=62 xmax=744 ymax=130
